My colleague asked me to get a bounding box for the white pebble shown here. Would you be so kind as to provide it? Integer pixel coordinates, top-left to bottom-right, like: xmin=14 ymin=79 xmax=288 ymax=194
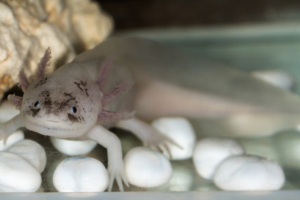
xmin=0 ymin=130 xmax=24 ymax=151
xmin=214 ymin=155 xmax=285 ymax=191
xmin=0 ymin=100 xmax=20 ymax=123
xmin=53 ymin=157 xmax=109 ymax=192
xmin=7 ymin=139 xmax=47 ymax=173
xmin=0 ymin=152 xmax=41 ymax=192
xmin=50 ymin=137 xmax=97 ymax=156
xmin=124 ymin=147 xmax=172 ymax=188
xmin=193 ymin=137 xmax=244 ymax=180
xmin=152 ymin=117 xmax=196 ymax=160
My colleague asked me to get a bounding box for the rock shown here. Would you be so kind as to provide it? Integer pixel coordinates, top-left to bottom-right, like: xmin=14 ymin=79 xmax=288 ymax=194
xmin=193 ymin=137 xmax=245 ymax=180
xmin=124 ymin=147 xmax=172 ymax=188
xmin=50 ymin=137 xmax=97 ymax=156
xmin=0 ymin=1 xmax=74 ymax=99
xmin=45 ymin=0 xmax=113 ymax=51
xmin=0 ymin=130 xmax=24 ymax=151
xmin=0 ymin=0 xmax=113 ymax=99
xmin=53 ymin=157 xmax=109 ymax=192
xmin=214 ymin=155 xmax=285 ymax=191
xmin=0 ymin=152 xmax=41 ymax=192
xmin=7 ymin=139 xmax=47 ymax=173
xmin=152 ymin=117 xmax=196 ymax=160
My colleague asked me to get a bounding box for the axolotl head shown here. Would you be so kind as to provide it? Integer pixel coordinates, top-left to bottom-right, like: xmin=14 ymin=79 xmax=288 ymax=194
xmin=8 ymin=48 xmax=134 ymax=139
xmin=8 ymin=48 xmax=102 ymax=138
xmin=20 ymin=71 xmax=102 ymax=138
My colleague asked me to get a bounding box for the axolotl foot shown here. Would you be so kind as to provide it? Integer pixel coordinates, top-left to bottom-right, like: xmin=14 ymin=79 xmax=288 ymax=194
xmin=116 ymin=118 xmax=182 ymax=158
xmin=143 ymin=131 xmax=182 ymax=158
xmin=107 ymin=160 xmax=129 ymax=191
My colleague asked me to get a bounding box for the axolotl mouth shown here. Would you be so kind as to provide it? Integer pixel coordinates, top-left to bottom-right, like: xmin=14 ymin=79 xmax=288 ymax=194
xmin=23 ymin=114 xmax=86 ymax=138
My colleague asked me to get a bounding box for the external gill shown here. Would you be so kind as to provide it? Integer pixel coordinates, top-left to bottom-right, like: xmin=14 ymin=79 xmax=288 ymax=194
xmin=96 ymin=58 xmax=135 ymax=124
xmin=8 ymin=47 xmax=52 ymax=109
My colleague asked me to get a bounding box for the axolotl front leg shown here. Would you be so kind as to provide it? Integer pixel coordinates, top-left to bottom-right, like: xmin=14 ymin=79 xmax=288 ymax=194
xmin=86 ymin=125 xmax=128 ymax=191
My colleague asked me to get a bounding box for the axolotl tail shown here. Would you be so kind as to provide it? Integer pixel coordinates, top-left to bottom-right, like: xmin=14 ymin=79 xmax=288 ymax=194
xmin=73 ymin=37 xmax=300 ymax=137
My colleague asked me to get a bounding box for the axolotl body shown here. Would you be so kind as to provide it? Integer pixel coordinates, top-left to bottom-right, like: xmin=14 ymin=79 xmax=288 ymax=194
xmin=2 ymin=40 xmax=176 ymax=192
xmin=3 ymin=37 xmax=300 ymax=191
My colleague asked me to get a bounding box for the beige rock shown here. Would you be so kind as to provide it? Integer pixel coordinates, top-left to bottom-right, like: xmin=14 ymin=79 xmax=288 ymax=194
xmin=45 ymin=0 xmax=113 ymax=52
xmin=0 ymin=0 xmax=113 ymax=99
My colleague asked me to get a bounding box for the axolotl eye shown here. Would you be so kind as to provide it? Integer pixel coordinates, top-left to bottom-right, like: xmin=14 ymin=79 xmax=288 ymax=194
xmin=71 ymin=106 xmax=77 ymax=114
xmin=34 ymin=101 xmax=40 ymax=108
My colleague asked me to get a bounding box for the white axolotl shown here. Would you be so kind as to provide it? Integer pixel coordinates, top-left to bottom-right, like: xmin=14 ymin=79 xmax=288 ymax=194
xmin=2 ymin=37 xmax=300 ymax=191
xmin=2 ymin=42 xmax=177 ymax=192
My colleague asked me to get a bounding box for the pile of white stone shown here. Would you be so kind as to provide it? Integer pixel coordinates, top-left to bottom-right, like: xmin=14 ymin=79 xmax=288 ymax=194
xmin=126 ymin=117 xmax=285 ymax=191
xmin=53 ymin=117 xmax=285 ymax=192
xmin=0 ymin=100 xmax=286 ymax=192
xmin=0 ymin=101 xmax=46 ymax=192
xmin=193 ymin=138 xmax=285 ymax=191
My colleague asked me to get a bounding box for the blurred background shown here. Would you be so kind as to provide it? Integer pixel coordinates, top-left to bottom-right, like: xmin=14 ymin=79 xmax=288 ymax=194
xmin=96 ymin=0 xmax=300 ymax=30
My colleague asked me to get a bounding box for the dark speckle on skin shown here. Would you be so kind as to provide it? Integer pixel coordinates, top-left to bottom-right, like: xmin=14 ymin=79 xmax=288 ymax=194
xmin=40 ymin=90 xmax=52 ymax=114
xmin=74 ymin=82 xmax=83 ymax=91
xmin=53 ymin=93 xmax=76 ymax=114
xmin=35 ymin=77 xmax=48 ymax=88
xmin=38 ymin=90 xmax=78 ymax=116
xmin=31 ymin=108 xmax=40 ymax=117
xmin=64 ymin=92 xmax=73 ymax=98
xmin=74 ymin=81 xmax=89 ymax=96
xmin=84 ymin=88 xmax=89 ymax=96
xmin=68 ymin=113 xmax=79 ymax=123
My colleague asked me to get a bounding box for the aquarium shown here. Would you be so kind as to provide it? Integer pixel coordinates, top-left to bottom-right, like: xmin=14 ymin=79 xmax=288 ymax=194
xmin=2 ymin=0 xmax=300 ymax=199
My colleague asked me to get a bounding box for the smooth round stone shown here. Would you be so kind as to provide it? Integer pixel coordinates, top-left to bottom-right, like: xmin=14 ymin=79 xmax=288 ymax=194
xmin=193 ymin=137 xmax=245 ymax=180
xmin=0 ymin=152 xmax=41 ymax=192
xmin=0 ymin=130 xmax=24 ymax=151
xmin=0 ymin=100 xmax=20 ymax=123
xmin=50 ymin=137 xmax=97 ymax=156
xmin=53 ymin=157 xmax=109 ymax=192
xmin=214 ymin=155 xmax=285 ymax=191
xmin=152 ymin=117 xmax=196 ymax=160
xmin=7 ymin=139 xmax=47 ymax=173
xmin=124 ymin=147 xmax=172 ymax=188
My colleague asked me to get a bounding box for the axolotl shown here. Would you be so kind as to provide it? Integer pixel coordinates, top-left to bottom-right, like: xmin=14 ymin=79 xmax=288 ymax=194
xmin=3 ymin=37 xmax=300 ymax=191
xmin=1 ymin=41 xmax=177 ymax=192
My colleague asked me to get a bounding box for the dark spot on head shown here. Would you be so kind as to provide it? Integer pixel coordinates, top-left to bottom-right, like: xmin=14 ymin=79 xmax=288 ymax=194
xmin=74 ymin=81 xmax=89 ymax=96
xmin=39 ymin=90 xmax=52 ymax=114
xmin=35 ymin=77 xmax=48 ymax=88
xmin=84 ymin=88 xmax=89 ymax=96
xmin=68 ymin=113 xmax=79 ymax=123
xmin=81 ymin=81 xmax=87 ymax=86
xmin=31 ymin=108 xmax=40 ymax=117
xmin=40 ymin=90 xmax=50 ymax=98
xmin=53 ymin=93 xmax=76 ymax=115
xmin=64 ymin=92 xmax=74 ymax=98
xmin=74 ymin=82 xmax=83 ymax=92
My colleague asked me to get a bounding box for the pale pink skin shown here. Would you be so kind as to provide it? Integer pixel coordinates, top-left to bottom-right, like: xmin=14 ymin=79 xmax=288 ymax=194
xmin=2 ymin=47 xmax=174 ymax=192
